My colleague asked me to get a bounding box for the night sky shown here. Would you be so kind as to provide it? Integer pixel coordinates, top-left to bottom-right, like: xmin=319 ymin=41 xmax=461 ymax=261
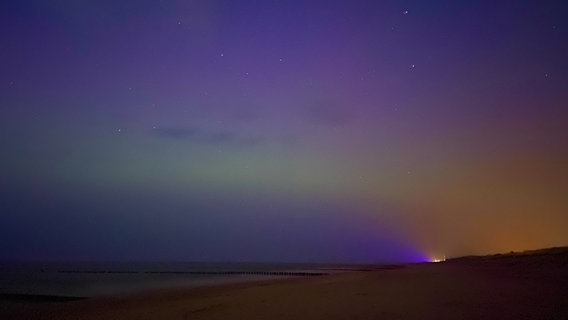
xmin=1 ymin=1 xmax=567 ymax=263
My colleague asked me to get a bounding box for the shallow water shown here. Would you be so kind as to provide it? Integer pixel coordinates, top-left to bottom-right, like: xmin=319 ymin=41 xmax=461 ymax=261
xmin=0 ymin=261 xmax=340 ymax=297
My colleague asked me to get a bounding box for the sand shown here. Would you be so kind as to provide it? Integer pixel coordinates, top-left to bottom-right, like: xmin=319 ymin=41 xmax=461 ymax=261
xmin=3 ymin=248 xmax=567 ymax=320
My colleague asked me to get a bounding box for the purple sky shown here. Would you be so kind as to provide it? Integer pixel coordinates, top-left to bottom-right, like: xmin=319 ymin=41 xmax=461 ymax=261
xmin=1 ymin=0 xmax=567 ymax=263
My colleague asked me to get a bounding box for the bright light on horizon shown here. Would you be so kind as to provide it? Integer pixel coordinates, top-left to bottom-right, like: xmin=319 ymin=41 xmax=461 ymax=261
xmin=431 ymin=254 xmax=446 ymax=263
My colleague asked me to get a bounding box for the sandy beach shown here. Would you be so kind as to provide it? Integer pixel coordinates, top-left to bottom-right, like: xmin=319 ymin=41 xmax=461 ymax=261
xmin=3 ymin=248 xmax=567 ymax=320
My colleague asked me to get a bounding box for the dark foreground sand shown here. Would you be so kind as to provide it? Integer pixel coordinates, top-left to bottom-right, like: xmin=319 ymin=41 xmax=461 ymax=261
xmin=3 ymin=248 xmax=568 ymax=320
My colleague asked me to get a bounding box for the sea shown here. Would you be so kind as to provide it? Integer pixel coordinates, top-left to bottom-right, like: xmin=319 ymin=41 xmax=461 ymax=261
xmin=0 ymin=261 xmax=354 ymax=298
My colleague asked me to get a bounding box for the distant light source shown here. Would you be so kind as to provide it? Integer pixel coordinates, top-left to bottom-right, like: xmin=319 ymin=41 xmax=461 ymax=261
xmin=431 ymin=254 xmax=446 ymax=263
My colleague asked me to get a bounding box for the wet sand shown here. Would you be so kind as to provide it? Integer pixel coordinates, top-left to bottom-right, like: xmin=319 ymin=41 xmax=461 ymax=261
xmin=3 ymin=248 xmax=567 ymax=320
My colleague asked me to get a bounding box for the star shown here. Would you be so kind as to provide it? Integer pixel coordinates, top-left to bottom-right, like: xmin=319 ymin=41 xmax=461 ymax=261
xmin=403 ymin=10 xmax=409 ymax=15
xmin=411 ymin=64 xmax=416 ymax=68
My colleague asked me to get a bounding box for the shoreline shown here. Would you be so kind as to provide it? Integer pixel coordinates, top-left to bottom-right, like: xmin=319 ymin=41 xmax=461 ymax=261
xmin=2 ymin=250 xmax=567 ymax=319
xmin=0 ymin=262 xmax=352 ymax=299
xmin=0 ymin=269 xmax=367 ymax=318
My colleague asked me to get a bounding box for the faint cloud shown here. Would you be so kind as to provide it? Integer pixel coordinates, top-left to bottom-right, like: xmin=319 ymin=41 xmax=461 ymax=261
xmin=153 ymin=127 xmax=199 ymax=139
xmin=151 ymin=126 xmax=261 ymax=146
xmin=172 ymin=100 xmax=263 ymax=124
xmin=306 ymin=100 xmax=357 ymax=126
